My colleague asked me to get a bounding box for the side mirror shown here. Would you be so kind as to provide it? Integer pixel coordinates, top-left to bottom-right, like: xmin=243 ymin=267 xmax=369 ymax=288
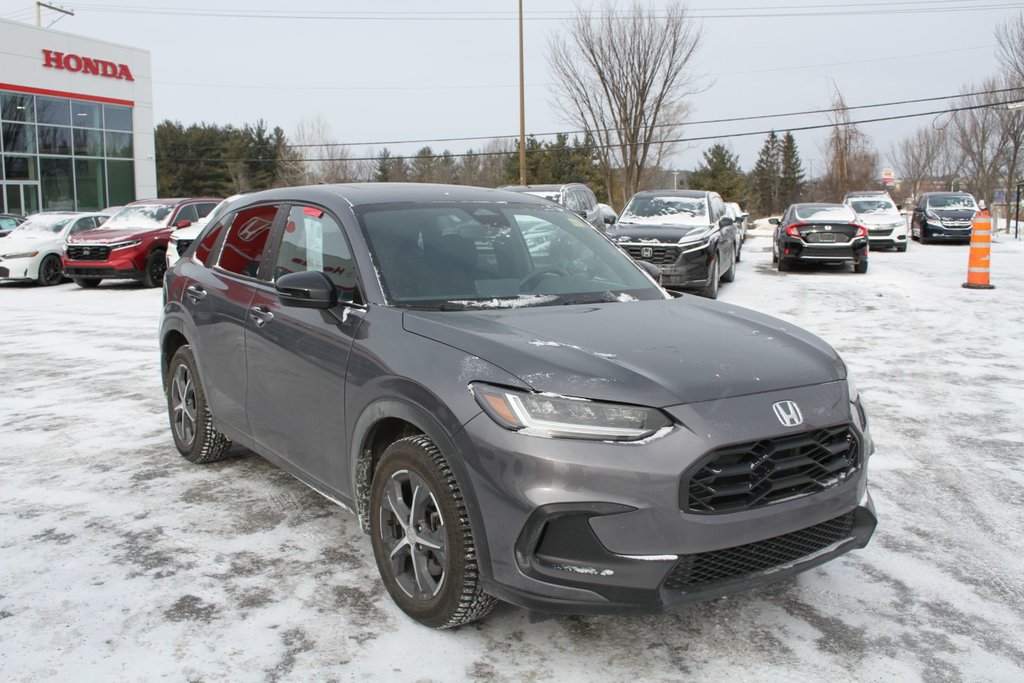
xmin=768 ymin=217 xmax=781 ymax=225
xmin=719 ymin=216 xmax=734 ymax=226
xmin=276 ymin=270 xmax=338 ymax=309
xmin=175 ymin=220 xmax=192 ymax=229
xmin=636 ymin=259 xmax=662 ymax=284
xmin=604 ymin=212 xmax=616 ymax=225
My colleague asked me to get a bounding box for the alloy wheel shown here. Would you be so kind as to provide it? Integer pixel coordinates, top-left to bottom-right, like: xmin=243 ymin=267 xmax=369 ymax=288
xmin=378 ymin=468 xmax=447 ymax=601
xmin=170 ymin=363 xmax=197 ymax=447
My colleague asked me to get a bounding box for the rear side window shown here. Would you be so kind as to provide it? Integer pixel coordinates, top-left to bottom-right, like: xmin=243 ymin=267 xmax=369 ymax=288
xmin=195 ymin=215 xmax=228 ymax=266
xmin=195 ymin=202 xmax=217 ymax=219
xmin=275 ymin=205 xmax=361 ymax=303
xmin=218 ymin=205 xmax=278 ymax=277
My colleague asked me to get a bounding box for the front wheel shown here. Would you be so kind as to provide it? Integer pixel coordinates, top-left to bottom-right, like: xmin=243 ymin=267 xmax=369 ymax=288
xmin=370 ymin=435 xmax=496 ymax=628
xmin=166 ymin=345 xmax=231 ymax=463
xmin=720 ymin=249 xmax=737 ymax=283
xmin=37 ymin=254 xmax=64 ymax=286
xmin=73 ymin=277 xmax=101 ymax=288
xmin=700 ymin=257 xmax=720 ymax=299
xmin=896 ymin=243 xmax=907 ymax=252
xmin=143 ymin=249 xmax=167 ymax=288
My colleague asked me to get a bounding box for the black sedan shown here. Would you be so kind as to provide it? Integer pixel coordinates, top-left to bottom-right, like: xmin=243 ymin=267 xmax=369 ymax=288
xmin=771 ymin=203 xmax=869 ymax=274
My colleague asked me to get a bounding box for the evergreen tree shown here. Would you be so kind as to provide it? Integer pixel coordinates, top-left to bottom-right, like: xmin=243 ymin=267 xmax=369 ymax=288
xmin=778 ymin=132 xmax=805 ymax=208
xmin=749 ymin=131 xmax=781 ymax=215
xmin=375 ymin=148 xmax=409 ymax=182
xmin=689 ymin=143 xmax=746 ymax=202
xmin=410 ymin=147 xmax=438 ymax=183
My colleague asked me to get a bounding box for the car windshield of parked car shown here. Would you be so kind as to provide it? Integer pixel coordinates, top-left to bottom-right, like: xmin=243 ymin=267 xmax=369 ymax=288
xmin=13 ymin=215 xmax=73 ymax=233
xmin=926 ymin=195 xmax=978 ymax=211
xmin=358 ymin=202 xmax=666 ymax=309
xmin=619 ymin=196 xmax=708 ymax=225
xmin=524 ymin=190 xmax=562 ymax=203
xmin=850 ymin=199 xmax=898 ymax=215
xmin=794 ymin=205 xmax=856 ymax=222
xmin=98 ymin=204 xmax=173 ymax=229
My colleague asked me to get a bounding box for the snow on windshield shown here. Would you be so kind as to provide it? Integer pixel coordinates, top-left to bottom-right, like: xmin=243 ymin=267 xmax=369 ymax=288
xmin=927 ymin=195 xmax=978 ymax=211
xmin=100 ymin=204 xmax=173 ymax=229
xmin=794 ymin=205 xmax=856 ymax=222
xmin=850 ymin=199 xmax=897 ymax=215
xmin=15 ymin=215 xmax=73 ymax=233
xmin=621 ymin=196 xmax=708 ymax=225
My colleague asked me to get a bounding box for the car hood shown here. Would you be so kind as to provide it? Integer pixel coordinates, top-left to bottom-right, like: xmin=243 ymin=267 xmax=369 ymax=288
xmin=606 ymin=223 xmax=712 ymax=244
xmin=0 ymin=232 xmax=62 ymax=253
xmin=68 ymin=226 xmax=169 ymax=244
xmin=403 ymin=298 xmax=844 ymax=406
xmin=928 ymin=209 xmax=976 ymax=220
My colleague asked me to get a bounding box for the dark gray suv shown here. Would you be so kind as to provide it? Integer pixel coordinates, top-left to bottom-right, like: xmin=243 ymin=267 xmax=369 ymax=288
xmin=160 ymin=183 xmax=876 ymax=628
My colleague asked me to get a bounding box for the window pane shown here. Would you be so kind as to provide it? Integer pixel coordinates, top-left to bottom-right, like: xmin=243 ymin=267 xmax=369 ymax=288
xmin=276 ymin=205 xmax=359 ymax=302
xmin=38 ymin=126 xmax=72 ymax=155
xmin=103 ymin=105 xmax=132 ymax=131
xmin=4 ymin=155 xmax=37 ymax=180
xmin=71 ymin=101 xmax=101 ymax=128
xmin=1 ymin=94 xmax=34 ymax=122
xmin=36 ymin=97 xmax=70 ymax=126
xmin=40 ymin=157 xmax=74 ymax=210
xmin=75 ymin=129 xmax=103 ymax=156
xmin=105 ymin=131 xmax=132 ymax=158
xmin=2 ymin=123 xmax=36 ymax=153
xmin=75 ymin=158 xmax=105 ymax=210
xmin=195 ymin=218 xmax=226 ymax=266
xmin=219 ymin=205 xmax=277 ymax=277
xmin=106 ymin=159 xmax=134 ymax=206
xmin=174 ymin=204 xmax=198 ymax=226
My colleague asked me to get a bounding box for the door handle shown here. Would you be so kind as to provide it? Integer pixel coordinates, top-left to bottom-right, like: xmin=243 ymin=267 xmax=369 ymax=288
xmin=185 ymin=284 xmax=206 ymax=302
xmin=248 ymin=306 xmax=274 ymax=327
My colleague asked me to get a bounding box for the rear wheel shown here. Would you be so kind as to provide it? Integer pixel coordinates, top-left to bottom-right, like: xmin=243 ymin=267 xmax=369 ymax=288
xmin=854 ymin=259 xmax=868 ymax=274
xmin=166 ymin=346 xmax=231 ymax=463
xmin=37 ymin=254 xmax=63 ymax=286
xmin=370 ymin=435 xmax=497 ymax=628
xmin=778 ymin=256 xmax=789 ymax=272
xmin=73 ymin=278 xmax=101 ymax=288
xmin=143 ymin=249 xmax=167 ymax=288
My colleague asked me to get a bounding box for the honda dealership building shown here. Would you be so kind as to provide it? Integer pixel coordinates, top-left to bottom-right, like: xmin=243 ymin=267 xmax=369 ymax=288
xmin=0 ymin=18 xmax=155 ymax=214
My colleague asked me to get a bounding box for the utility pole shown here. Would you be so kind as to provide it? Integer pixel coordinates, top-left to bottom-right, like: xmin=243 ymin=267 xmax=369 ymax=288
xmin=36 ymin=2 xmax=74 ymax=27
xmin=518 ymin=0 xmax=527 ymax=185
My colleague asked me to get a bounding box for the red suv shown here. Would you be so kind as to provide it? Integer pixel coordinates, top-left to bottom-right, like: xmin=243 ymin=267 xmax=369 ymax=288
xmin=63 ymin=198 xmax=221 ymax=288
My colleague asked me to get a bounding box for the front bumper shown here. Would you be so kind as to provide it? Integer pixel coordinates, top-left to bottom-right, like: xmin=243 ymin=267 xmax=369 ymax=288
xmin=631 ymin=243 xmax=713 ymax=289
xmin=923 ymin=221 xmax=972 ymax=241
xmin=456 ymin=381 xmax=876 ymax=614
xmin=63 ymin=249 xmax=147 ymax=280
xmin=0 ymin=255 xmax=43 ymax=281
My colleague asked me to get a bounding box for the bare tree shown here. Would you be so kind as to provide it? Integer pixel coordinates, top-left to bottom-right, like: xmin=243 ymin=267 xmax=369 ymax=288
xmin=288 ymin=116 xmax=359 ymax=184
xmin=891 ymin=125 xmax=948 ymax=202
xmin=460 ymin=138 xmax=515 ymax=187
xmin=819 ymin=88 xmax=878 ymax=200
xmin=996 ymin=15 xmax=1024 ymax=231
xmin=949 ymin=79 xmax=1009 ymax=208
xmin=548 ymin=1 xmax=702 ymax=204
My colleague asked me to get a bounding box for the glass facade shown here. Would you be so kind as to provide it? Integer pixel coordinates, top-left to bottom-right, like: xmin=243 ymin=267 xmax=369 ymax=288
xmin=0 ymin=90 xmax=134 ymax=212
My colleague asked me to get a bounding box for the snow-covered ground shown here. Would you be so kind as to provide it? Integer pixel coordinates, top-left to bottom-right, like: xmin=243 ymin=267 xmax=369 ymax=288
xmin=1 ymin=233 xmax=1022 ymax=681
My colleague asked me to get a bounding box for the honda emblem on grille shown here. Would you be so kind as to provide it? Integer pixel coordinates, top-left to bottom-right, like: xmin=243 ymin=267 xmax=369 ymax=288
xmin=641 ymin=247 xmax=654 ymax=258
xmin=772 ymin=400 xmax=803 ymax=427
xmin=82 ymin=248 xmax=91 ymax=256
xmin=824 ymin=225 xmax=833 ymax=231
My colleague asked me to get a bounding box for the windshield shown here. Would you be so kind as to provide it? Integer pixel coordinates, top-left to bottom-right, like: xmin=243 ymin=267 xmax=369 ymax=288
xmin=794 ymin=205 xmax=856 ymax=222
xmin=620 ymin=195 xmax=708 ymax=226
xmin=12 ymin=215 xmax=73 ymax=234
xmin=926 ymin=194 xmax=978 ymax=211
xmin=99 ymin=204 xmax=174 ymax=229
xmin=849 ymin=198 xmax=897 ymax=215
xmin=357 ymin=202 xmax=666 ymax=309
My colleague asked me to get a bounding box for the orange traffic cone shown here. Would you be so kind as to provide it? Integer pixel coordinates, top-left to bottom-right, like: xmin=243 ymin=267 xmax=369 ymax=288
xmin=962 ymin=209 xmax=995 ymax=290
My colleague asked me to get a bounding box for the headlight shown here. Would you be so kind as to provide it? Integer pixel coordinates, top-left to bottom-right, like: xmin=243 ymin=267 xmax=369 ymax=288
xmin=0 ymin=250 xmax=38 ymax=259
xmin=471 ymin=383 xmax=672 ymax=441
xmin=846 ymin=373 xmax=868 ymax=429
xmin=109 ymin=239 xmax=142 ymax=250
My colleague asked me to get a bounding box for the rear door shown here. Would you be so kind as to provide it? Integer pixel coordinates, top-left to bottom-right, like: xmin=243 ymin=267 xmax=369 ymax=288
xmin=244 ymin=203 xmax=365 ymax=494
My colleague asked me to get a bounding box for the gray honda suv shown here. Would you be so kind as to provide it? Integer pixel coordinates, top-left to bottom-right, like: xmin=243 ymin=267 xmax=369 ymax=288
xmin=160 ymin=183 xmax=876 ymax=628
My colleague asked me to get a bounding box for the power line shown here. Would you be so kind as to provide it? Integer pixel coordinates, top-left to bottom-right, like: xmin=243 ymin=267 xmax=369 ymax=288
xmin=156 ymin=95 xmax=1020 ymax=164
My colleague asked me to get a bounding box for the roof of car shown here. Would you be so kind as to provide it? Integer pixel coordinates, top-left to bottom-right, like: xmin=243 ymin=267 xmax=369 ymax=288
xmin=231 ymin=183 xmax=554 ymax=209
xmin=629 ymin=190 xmax=712 ymax=199
xmin=126 ymin=197 xmax=222 ymax=206
xmin=920 ymin=191 xmax=973 ymax=196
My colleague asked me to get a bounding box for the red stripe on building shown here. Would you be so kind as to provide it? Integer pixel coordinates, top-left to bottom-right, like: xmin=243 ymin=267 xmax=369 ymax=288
xmin=0 ymin=82 xmax=134 ymax=107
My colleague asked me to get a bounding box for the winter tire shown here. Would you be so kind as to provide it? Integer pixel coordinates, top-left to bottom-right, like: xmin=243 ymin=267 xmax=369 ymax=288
xmin=778 ymin=257 xmax=789 ymax=272
xmin=721 ymin=250 xmax=737 ymax=283
xmin=896 ymin=243 xmax=907 ymax=252
xmin=73 ymin=277 xmax=101 ymax=288
xmin=370 ymin=435 xmax=497 ymax=629
xmin=143 ymin=249 xmax=167 ymax=288
xmin=37 ymin=254 xmax=63 ymax=286
xmin=854 ymin=259 xmax=868 ymax=274
xmin=167 ymin=345 xmax=231 ymax=464
xmin=701 ymin=257 xmax=720 ymax=299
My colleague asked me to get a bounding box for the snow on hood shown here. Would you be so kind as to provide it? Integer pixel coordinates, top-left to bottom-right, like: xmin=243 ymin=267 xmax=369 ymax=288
xmin=0 ymin=232 xmax=63 ymax=252
xmin=403 ymin=298 xmax=844 ymax=406
xmin=67 ymin=226 xmax=168 ymax=244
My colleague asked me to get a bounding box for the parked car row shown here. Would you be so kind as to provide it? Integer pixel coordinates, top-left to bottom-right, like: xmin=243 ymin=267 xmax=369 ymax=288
xmin=0 ymin=197 xmax=221 ymax=287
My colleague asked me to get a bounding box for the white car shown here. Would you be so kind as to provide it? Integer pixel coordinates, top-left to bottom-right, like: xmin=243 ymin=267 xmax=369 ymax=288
xmin=843 ymin=192 xmax=908 ymax=252
xmin=0 ymin=212 xmax=107 ymax=286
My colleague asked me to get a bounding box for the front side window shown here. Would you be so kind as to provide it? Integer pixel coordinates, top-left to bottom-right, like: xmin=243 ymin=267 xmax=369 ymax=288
xmin=359 ymin=202 xmax=664 ymax=308
xmin=174 ymin=204 xmax=199 ymax=226
xmin=218 ymin=205 xmax=278 ymax=277
xmin=275 ymin=206 xmax=360 ymax=303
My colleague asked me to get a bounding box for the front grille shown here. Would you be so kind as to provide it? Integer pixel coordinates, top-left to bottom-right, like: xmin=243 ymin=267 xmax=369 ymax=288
xmin=625 ymin=245 xmax=680 ymax=265
xmin=868 ymin=228 xmax=894 ymax=237
xmin=684 ymin=424 xmax=859 ymax=513
xmin=663 ymin=511 xmax=856 ymax=589
xmin=175 ymin=239 xmax=194 ymax=256
xmin=66 ymin=245 xmax=111 ymax=261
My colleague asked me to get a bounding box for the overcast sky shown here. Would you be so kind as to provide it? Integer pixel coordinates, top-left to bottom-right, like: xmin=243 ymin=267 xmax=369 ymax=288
xmin=3 ymin=0 xmax=1022 ymax=181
